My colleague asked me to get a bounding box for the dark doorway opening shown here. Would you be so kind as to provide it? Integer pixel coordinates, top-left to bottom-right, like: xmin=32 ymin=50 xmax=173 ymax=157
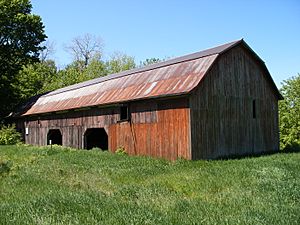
xmin=84 ymin=128 xmax=108 ymax=150
xmin=47 ymin=129 xmax=62 ymax=145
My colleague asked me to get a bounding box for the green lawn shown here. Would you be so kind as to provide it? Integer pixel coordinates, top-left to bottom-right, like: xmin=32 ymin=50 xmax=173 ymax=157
xmin=0 ymin=145 xmax=299 ymax=225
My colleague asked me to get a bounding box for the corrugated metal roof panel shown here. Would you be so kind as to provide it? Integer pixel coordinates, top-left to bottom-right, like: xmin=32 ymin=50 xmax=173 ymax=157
xmin=45 ymin=39 xmax=242 ymax=97
xmin=24 ymin=54 xmax=218 ymax=115
xmin=13 ymin=39 xmax=283 ymax=117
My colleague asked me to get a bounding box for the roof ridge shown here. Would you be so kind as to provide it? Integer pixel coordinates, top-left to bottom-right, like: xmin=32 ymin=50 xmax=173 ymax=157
xmin=45 ymin=39 xmax=243 ymax=97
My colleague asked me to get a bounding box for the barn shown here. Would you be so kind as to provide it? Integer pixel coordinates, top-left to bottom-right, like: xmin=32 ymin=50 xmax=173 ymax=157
xmin=14 ymin=39 xmax=283 ymax=160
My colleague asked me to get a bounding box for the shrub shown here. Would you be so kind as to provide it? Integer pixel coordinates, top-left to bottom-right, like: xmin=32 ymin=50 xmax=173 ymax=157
xmin=115 ymin=146 xmax=127 ymax=155
xmin=91 ymin=147 xmax=103 ymax=151
xmin=0 ymin=124 xmax=22 ymax=145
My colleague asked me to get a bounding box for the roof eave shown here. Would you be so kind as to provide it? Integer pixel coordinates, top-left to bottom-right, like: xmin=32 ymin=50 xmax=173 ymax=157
xmin=21 ymin=92 xmax=191 ymax=117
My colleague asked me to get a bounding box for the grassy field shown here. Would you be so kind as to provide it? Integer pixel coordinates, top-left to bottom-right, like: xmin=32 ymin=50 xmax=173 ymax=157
xmin=0 ymin=145 xmax=299 ymax=225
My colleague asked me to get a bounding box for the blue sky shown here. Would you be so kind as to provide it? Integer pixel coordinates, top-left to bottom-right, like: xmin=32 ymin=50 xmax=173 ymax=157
xmin=31 ymin=0 xmax=300 ymax=86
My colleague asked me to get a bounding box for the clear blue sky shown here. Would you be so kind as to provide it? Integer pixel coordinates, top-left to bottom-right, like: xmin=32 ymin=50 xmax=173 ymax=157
xmin=31 ymin=0 xmax=300 ymax=86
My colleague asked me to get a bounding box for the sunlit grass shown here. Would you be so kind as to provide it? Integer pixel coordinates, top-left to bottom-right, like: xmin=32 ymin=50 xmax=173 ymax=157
xmin=0 ymin=145 xmax=299 ymax=225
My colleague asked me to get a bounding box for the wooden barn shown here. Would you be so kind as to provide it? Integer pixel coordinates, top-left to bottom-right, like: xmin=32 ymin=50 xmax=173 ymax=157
xmin=14 ymin=39 xmax=283 ymax=160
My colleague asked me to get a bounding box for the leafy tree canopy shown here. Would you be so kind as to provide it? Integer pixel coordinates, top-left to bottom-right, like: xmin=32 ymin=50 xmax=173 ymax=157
xmin=106 ymin=52 xmax=136 ymax=74
xmin=0 ymin=0 xmax=46 ymax=119
xmin=140 ymin=58 xmax=162 ymax=67
xmin=6 ymin=27 xmax=163 ymax=117
xmin=279 ymin=73 xmax=300 ymax=150
xmin=15 ymin=60 xmax=57 ymax=101
xmin=14 ymin=51 xmax=163 ymax=106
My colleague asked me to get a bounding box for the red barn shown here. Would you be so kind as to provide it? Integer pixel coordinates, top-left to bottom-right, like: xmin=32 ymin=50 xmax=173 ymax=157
xmin=15 ymin=39 xmax=283 ymax=160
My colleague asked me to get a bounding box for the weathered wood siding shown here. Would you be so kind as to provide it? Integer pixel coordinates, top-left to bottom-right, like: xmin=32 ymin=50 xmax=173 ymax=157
xmin=109 ymin=98 xmax=191 ymax=160
xmin=190 ymin=46 xmax=279 ymax=159
xmin=24 ymin=107 xmax=119 ymax=148
xmin=23 ymin=97 xmax=191 ymax=160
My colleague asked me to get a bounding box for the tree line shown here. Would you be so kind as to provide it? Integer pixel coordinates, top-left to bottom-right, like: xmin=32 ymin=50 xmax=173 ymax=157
xmin=0 ymin=0 xmax=299 ymax=150
xmin=0 ymin=0 xmax=161 ymax=120
xmin=16 ymin=35 xmax=162 ymax=110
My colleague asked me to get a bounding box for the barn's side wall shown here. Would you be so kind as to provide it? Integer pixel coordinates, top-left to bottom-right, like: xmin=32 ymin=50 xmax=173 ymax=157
xmin=23 ymin=107 xmax=119 ymax=148
xmin=190 ymin=46 xmax=280 ymax=159
xmin=109 ymin=98 xmax=191 ymax=160
xmin=22 ymin=97 xmax=191 ymax=160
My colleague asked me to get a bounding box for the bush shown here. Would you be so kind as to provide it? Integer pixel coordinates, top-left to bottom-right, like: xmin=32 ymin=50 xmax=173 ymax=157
xmin=90 ymin=147 xmax=103 ymax=151
xmin=115 ymin=146 xmax=127 ymax=155
xmin=0 ymin=124 xmax=22 ymax=145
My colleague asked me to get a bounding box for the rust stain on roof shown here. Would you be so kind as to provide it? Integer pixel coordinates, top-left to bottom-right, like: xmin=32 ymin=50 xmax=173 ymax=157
xmin=24 ymin=55 xmax=218 ymax=115
xmin=22 ymin=40 xmax=250 ymax=116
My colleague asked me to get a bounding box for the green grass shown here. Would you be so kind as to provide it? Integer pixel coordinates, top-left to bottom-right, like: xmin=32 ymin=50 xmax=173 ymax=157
xmin=0 ymin=145 xmax=299 ymax=225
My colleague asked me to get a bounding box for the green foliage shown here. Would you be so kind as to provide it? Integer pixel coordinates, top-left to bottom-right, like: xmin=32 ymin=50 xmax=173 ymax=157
xmin=52 ymin=62 xmax=84 ymax=88
xmin=279 ymin=74 xmax=300 ymax=150
xmin=0 ymin=124 xmax=22 ymax=145
xmin=82 ymin=57 xmax=108 ymax=79
xmin=13 ymin=51 xmax=137 ymax=104
xmin=0 ymin=145 xmax=299 ymax=224
xmin=90 ymin=147 xmax=103 ymax=151
xmin=115 ymin=146 xmax=127 ymax=155
xmin=43 ymin=58 xmax=108 ymax=91
xmin=15 ymin=60 xmax=57 ymax=101
xmin=0 ymin=0 xmax=46 ymax=119
xmin=140 ymin=57 xmax=162 ymax=67
xmin=0 ymin=1 xmax=162 ymax=119
xmin=18 ymin=52 xmax=136 ymax=96
xmin=106 ymin=52 xmax=136 ymax=74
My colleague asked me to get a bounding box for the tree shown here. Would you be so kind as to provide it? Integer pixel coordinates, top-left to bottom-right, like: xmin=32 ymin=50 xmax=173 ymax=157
xmin=106 ymin=52 xmax=136 ymax=74
xmin=44 ymin=56 xmax=108 ymax=91
xmin=82 ymin=57 xmax=108 ymax=80
xmin=65 ymin=33 xmax=103 ymax=70
xmin=49 ymin=62 xmax=83 ymax=90
xmin=39 ymin=40 xmax=55 ymax=62
xmin=140 ymin=58 xmax=162 ymax=67
xmin=9 ymin=29 xmax=146 ymax=112
xmin=0 ymin=0 xmax=46 ymax=119
xmin=16 ymin=60 xmax=57 ymax=101
xmin=279 ymin=73 xmax=300 ymax=150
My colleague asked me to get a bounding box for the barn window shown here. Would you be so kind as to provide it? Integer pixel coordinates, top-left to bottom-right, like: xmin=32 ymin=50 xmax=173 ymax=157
xmin=84 ymin=128 xmax=108 ymax=150
xmin=252 ymin=100 xmax=256 ymax=119
xmin=120 ymin=105 xmax=129 ymax=121
xmin=47 ymin=129 xmax=62 ymax=145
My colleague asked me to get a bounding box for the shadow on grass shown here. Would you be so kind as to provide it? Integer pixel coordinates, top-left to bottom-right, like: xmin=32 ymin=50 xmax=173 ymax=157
xmin=213 ymin=146 xmax=300 ymax=161
xmin=280 ymin=143 xmax=300 ymax=154
xmin=0 ymin=160 xmax=13 ymax=176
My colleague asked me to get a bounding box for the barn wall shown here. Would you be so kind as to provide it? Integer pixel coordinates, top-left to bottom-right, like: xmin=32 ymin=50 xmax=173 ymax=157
xmin=24 ymin=107 xmax=119 ymax=148
xmin=190 ymin=45 xmax=280 ymax=159
xmin=23 ymin=97 xmax=191 ymax=160
xmin=109 ymin=97 xmax=191 ymax=160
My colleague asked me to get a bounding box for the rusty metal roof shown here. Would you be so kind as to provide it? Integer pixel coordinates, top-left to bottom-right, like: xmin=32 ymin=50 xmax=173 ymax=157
xmin=46 ymin=39 xmax=241 ymax=97
xmin=22 ymin=39 xmax=281 ymax=116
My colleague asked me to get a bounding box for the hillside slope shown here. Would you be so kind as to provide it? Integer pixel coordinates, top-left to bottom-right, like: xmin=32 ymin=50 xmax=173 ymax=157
xmin=0 ymin=145 xmax=299 ymax=225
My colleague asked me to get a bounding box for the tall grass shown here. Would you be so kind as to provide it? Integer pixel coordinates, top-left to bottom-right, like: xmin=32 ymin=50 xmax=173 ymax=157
xmin=0 ymin=145 xmax=299 ymax=225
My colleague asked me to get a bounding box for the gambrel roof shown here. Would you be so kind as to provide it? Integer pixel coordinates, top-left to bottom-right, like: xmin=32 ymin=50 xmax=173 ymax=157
xmin=22 ymin=39 xmax=282 ymax=116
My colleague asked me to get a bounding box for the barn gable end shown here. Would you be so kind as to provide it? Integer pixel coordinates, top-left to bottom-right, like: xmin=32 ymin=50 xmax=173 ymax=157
xmin=189 ymin=43 xmax=280 ymax=159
